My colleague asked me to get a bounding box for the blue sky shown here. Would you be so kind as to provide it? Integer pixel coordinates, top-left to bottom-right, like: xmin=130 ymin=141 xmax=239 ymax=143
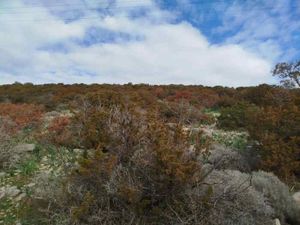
xmin=0 ymin=0 xmax=299 ymax=86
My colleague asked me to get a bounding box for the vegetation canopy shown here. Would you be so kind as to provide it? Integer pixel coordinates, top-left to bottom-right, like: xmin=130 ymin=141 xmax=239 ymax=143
xmin=0 ymin=81 xmax=299 ymax=225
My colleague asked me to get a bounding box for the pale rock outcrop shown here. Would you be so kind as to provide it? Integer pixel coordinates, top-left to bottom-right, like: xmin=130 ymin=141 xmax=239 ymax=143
xmin=274 ymin=218 xmax=281 ymax=225
xmin=293 ymin=191 xmax=300 ymax=207
xmin=13 ymin=143 xmax=36 ymax=153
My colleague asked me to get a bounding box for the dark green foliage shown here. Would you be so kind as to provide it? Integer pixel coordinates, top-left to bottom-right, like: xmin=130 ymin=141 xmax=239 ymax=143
xmin=217 ymin=102 xmax=258 ymax=130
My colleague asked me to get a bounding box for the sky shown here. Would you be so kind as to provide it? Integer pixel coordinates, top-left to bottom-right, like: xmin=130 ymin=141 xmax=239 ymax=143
xmin=0 ymin=0 xmax=300 ymax=87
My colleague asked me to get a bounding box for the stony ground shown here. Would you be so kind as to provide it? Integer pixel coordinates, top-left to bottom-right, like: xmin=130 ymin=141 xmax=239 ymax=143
xmin=0 ymin=142 xmax=81 ymax=224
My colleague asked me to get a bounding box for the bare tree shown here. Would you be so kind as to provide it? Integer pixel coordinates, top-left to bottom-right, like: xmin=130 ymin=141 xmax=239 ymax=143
xmin=273 ymin=61 xmax=300 ymax=88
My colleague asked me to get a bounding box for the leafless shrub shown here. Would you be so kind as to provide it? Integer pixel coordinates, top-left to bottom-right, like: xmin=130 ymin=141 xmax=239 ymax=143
xmin=158 ymin=100 xmax=214 ymax=125
xmin=46 ymin=99 xmax=214 ymax=225
xmin=205 ymin=144 xmax=250 ymax=172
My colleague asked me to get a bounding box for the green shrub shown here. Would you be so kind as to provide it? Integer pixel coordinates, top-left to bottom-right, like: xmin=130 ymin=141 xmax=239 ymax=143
xmin=217 ymin=102 xmax=259 ymax=130
xmin=17 ymin=159 xmax=38 ymax=176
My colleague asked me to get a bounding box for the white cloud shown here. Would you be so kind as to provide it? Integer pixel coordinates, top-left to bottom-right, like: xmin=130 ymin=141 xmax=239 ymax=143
xmin=0 ymin=0 xmax=273 ymax=87
xmin=215 ymin=0 xmax=300 ymax=62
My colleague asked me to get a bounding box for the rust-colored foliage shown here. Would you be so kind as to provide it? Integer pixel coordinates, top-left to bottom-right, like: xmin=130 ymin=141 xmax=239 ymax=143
xmin=146 ymin=122 xmax=202 ymax=183
xmin=66 ymin=95 xmax=212 ymax=224
xmin=48 ymin=116 xmax=70 ymax=133
xmin=194 ymin=89 xmax=220 ymax=108
xmin=257 ymin=134 xmax=300 ymax=181
xmin=241 ymin=84 xmax=293 ymax=107
xmin=218 ymin=88 xmax=300 ymax=181
xmin=153 ymin=87 xmax=165 ymax=99
xmin=71 ymin=91 xmax=125 ymax=149
xmin=158 ymin=100 xmax=214 ymax=125
xmin=0 ymin=83 xmax=299 ymax=183
xmin=247 ymin=105 xmax=300 ymax=181
xmin=2 ymin=83 xmax=300 ymax=223
xmin=46 ymin=116 xmax=72 ymax=146
xmin=0 ymin=103 xmax=44 ymax=131
xmin=167 ymin=90 xmax=193 ymax=102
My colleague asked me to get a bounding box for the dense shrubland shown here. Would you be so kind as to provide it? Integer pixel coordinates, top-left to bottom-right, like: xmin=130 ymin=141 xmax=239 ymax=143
xmin=0 ymin=83 xmax=299 ymax=224
xmin=60 ymin=98 xmax=212 ymax=225
xmin=217 ymin=86 xmax=300 ymax=182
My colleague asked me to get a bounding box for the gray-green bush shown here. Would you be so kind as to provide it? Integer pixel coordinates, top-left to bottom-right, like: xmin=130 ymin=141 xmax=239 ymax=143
xmin=252 ymin=171 xmax=300 ymax=225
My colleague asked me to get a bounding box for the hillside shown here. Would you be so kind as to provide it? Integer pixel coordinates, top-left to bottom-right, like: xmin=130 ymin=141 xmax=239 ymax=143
xmin=0 ymin=83 xmax=299 ymax=225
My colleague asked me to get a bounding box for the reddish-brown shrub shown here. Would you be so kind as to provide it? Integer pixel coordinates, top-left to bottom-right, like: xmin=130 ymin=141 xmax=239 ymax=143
xmin=247 ymin=105 xmax=300 ymax=181
xmin=158 ymin=100 xmax=214 ymax=125
xmin=167 ymin=90 xmax=193 ymax=102
xmin=60 ymin=94 xmax=212 ymax=224
xmin=46 ymin=116 xmax=72 ymax=146
xmin=48 ymin=116 xmax=70 ymax=133
xmin=153 ymin=87 xmax=165 ymax=99
xmin=0 ymin=103 xmax=44 ymax=130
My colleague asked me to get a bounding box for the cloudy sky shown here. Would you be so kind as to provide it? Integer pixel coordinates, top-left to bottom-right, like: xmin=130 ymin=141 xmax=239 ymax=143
xmin=0 ymin=0 xmax=300 ymax=86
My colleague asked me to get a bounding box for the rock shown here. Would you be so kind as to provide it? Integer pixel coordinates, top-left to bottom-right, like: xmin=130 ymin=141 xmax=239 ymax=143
xmin=190 ymin=127 xmax=201 ymax=133
xmin=293 ymin=192 xmax=300 ymax=206
xmin=45 ymin=111 xmax=61 ymax=118
xmin=13 ymin=143 xmax=36 ymax=153
xmin=0 ymin=172 xmax=6 ymax=178
xmin=15 ymin=193 xmax=26 ymax=202
xmin=200 ymin=125 xmax=214 ymax=137
xmin=41 ymin=156 xmax=48 ymax=163
xmin=182 ymin=126 xmax=190 ymax=133
xmin=8 ymin=144 xmax=36 ymax=166
xmin=73 ymin=148 xmax=84 ymax=155
xmin=0 ymin=189 xmax=5 ymax=200
xmin=26 ymin=183 xmax=36 ymax=188
xmin=74 ymin=161 xmax=80 ymax=169
xmin=61 ymin=110 xmax=73 ymax=117
xmin=6 ymin=186 xmax=20 ymax=197
xmin=166 ymin=123 xmax=177 ymax=128
xmin=274 ymin=218 xmax=281 ymax=225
